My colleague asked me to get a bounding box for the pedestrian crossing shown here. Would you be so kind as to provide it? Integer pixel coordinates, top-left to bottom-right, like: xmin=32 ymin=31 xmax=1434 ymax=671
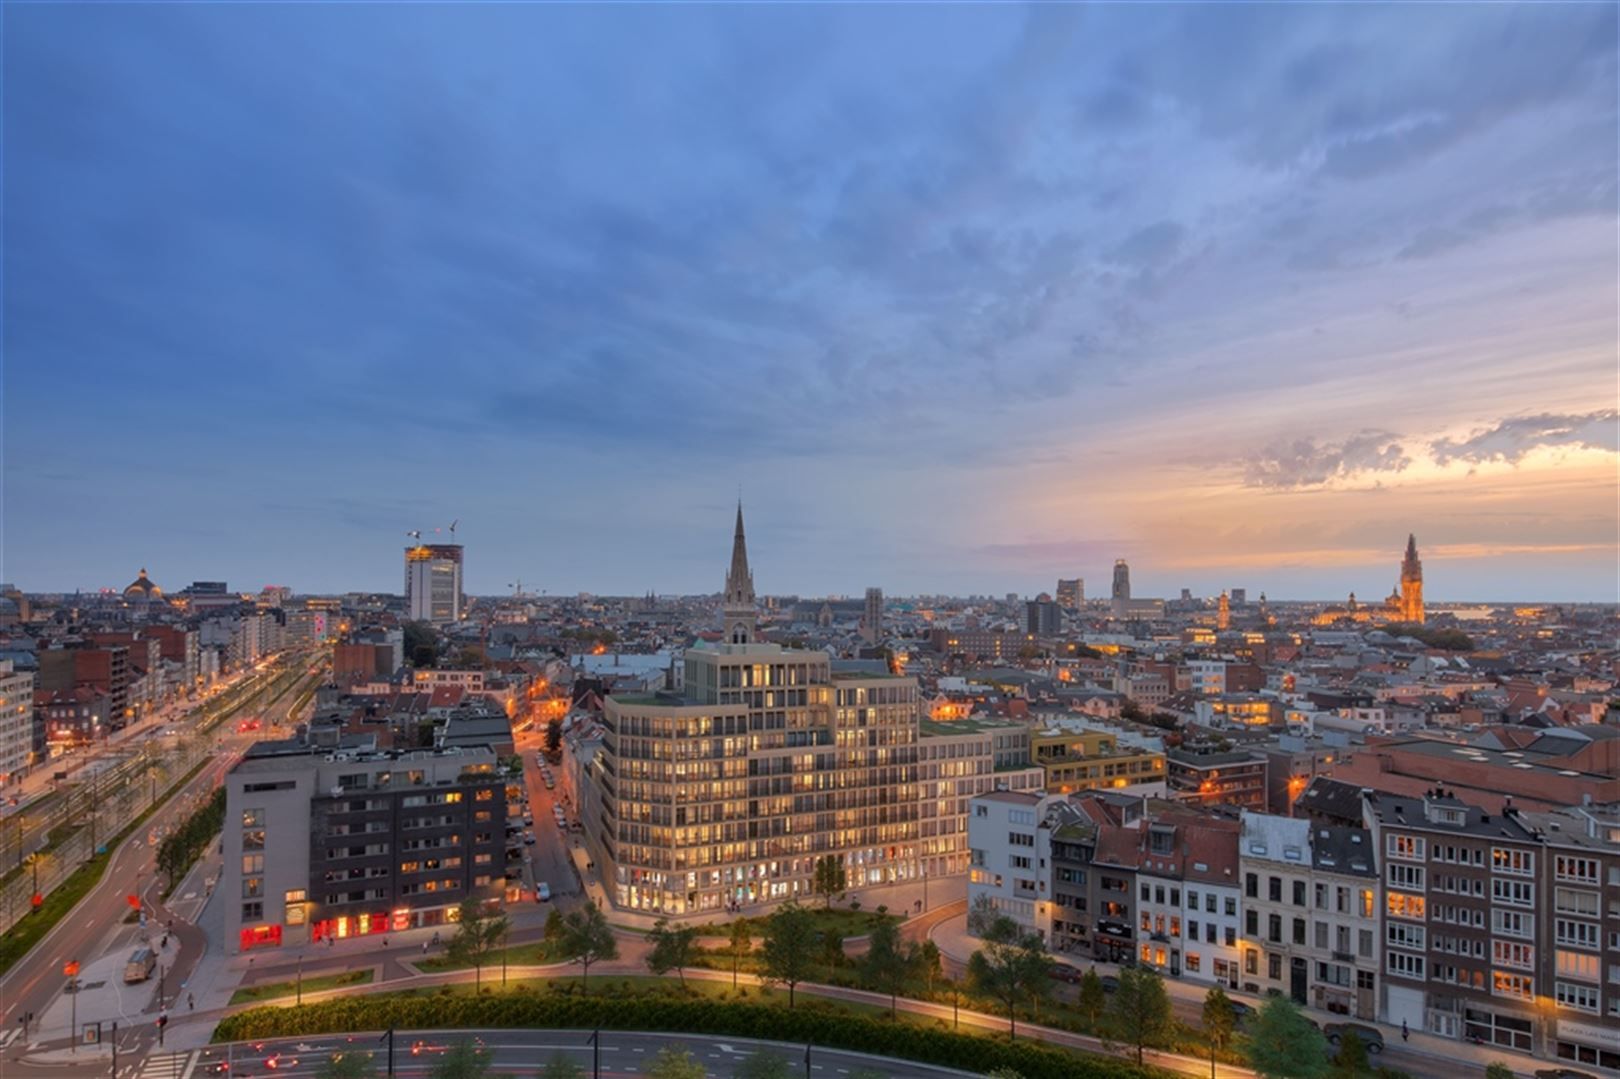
xmin=0 ymin=1028 xmax=22 ymax=1050
xmin=133 ymin=1050 xmax=195 ymax=1079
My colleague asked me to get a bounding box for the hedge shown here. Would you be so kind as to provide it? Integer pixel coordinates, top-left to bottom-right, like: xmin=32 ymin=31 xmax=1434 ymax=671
xmin=214 ymin=993 xmax=1164 ymax=1079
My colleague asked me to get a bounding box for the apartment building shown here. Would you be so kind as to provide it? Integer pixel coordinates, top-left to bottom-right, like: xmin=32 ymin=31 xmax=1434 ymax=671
xmin=223 ymin=738 xmax=506 ymax=953
xmin=1362 ymin=789 xmax=1543 ymax=1053
xmin=1031 ymin=725 xmax=1166 ymax=795
xmin=0 ymin=660 xmax=35 ymax=784
xmin=918 ymin=718 xmax=1043 ymax=878
xmin=1524 ymin=804 xmax=1620 ymax=1072
xmin=1180 ymin=825 xmax=1244 ymax=989
xmin=592 ymin=642 xmax=921 ymax=913
xmin=968 ymin=790 xmax=1056 ymax=938
xmin=1168 ymin=746 xmax=1268 ymax=810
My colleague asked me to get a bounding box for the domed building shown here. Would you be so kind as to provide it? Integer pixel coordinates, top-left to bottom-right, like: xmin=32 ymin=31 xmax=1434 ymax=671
xmin=123 ymin=569 xmax=165 ymax=607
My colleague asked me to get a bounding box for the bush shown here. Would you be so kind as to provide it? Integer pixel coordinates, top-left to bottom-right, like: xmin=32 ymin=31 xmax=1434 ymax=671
xmin=214 ymin=994 xmax=1156 ymax=1079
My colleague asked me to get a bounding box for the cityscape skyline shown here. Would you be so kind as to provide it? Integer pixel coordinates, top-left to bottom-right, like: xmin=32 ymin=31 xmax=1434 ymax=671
xmin=5 ymin=4 xmax=1616 ymax=601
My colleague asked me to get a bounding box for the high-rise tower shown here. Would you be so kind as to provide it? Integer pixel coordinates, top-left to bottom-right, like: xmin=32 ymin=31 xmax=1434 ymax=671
xmin=722 ymin=503 xmax=757 ymax=644
xmin=1111 ymin=559 xmax=1131 ymax=619
xmin=863 ymin=587 xmax=884 ymax=643
xmin=1217 ymin=590 xmax=1231 ymax=631
xmin=1399 ymin=534 xmax=1424 ymax=624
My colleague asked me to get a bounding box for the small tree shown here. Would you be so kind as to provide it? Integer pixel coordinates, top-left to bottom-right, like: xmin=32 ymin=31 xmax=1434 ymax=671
xmin=646 ymin=918 xmax=698 ymax=987
xmin=539 ymin=1055 xmax=585 ymax=1079
xmin=1103 ymin=966 xmax=1172 ymax=1066
xmin=728 ymin=918 xmax=753 ymax=989
xmin=812 ymin=854 xmax=847 ymax=909
xmin=446 ymin=899 xmax=507 ymax=990
xmin=1202 ymin=986 xmax=1237 ymax=1079
xmin=544 ymin=907 xmax=565 ymax=943
xmin=735 ymin=1050 xmax=794 ymax=1079
xmin=1484 ymin=1065 xmax=1514 ymax=1079
xmin=558 ymin=903 xmax=619 ymax=994
xmin=912 ymin=939 xmax=943 ymax=998
xmin=760 ymin=901 xmax=818 ymax=1008
xmin=315 ymin=1052 xmax=378 ymax=1079
xmin=966 ymin=914 xmax=1050 ymax=1039
xmin=1331 ymin=1029 xmax=1368 ymax=1077
xmin=860 ymin=918 xmax=909 ymax=1016
xmin=1241 ymin=995 xmax=1329 ymax=1079
xmin=645 ymin=1046 xmax=706 ymax=1079
xmin=429 ymin=1041 xmax=492 ymax=1079
xmin=545 ymin=717 xmax=563 ymax=757
xmin=1077 ymin=968 xmax=1106 ymax=1028
xmin=966 ymin=892 xmax=998 ymax=935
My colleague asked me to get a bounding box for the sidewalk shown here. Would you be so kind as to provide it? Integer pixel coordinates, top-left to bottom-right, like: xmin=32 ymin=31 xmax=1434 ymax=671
xmin=929 ymin=912 xmax=1540 ymax=1079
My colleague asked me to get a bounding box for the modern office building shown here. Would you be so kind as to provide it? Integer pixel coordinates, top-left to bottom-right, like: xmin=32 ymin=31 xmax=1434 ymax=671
xmin=222 ymin=737 xmax=505 ymax=953
xmin=405 ymin=544 xmax=464 ymax=624
xmin=586 ymin=509 xmax=923 ymax=914
xmin=1055 ymin=578 xmax=1083 ymax=609
xmin=1168 ymin=746 xmax=1268 ymax=810
xmin=1111 ymin=560 xmax=1131 ymax=619
xmin=1030 ymin=726 xmax=1166 ymax=795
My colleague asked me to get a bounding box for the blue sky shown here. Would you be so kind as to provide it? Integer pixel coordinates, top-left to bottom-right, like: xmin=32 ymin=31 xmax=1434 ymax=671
xmin=4 ymin=4 xmax=1616 ymax=601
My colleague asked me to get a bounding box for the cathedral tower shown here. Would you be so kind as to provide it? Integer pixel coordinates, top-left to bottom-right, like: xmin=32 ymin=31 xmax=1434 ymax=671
xmin=1399 ymin=534 xmax=1424 ymax=624
xmin=722 ymin=502 xmax=757 ymax=644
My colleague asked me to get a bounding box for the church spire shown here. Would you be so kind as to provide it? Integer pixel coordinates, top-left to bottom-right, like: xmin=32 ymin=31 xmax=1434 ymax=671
xmin=723 ymin=501 xmax=757 ymax=644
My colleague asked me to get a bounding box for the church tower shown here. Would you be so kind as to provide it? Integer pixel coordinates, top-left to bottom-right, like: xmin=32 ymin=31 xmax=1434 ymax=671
xmin=722 ymin=502 xmax=757 ymax=644
xmin=1216 ymin=590 xmax=1231 ymax=631
xmin=1399 ymin=534 xmax=1424 ymax=624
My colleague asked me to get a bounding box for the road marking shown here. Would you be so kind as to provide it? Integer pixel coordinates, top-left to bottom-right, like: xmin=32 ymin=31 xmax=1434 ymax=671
xmin=0 ymin=1028 xmax=19 ymax=1049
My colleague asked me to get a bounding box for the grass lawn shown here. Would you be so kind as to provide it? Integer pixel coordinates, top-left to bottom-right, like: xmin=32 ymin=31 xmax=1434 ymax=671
xmin=684 ymin=906 xmax=904 ymax=939
xmin=230 ymin=969 xmax=373 ymax=1004
xmin=416 ymin=939 xmax=566 ymax=973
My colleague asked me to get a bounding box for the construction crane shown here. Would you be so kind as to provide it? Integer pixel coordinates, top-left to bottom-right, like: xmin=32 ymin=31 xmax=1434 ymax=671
xmin=406 ymin=530 xmax=422 ymax=541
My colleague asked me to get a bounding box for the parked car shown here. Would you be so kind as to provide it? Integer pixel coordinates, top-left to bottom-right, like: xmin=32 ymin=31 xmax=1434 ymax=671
xmin=1099 ymin=974 xmax=1120 ymax=993
xmin=536 ymin=881 xmax=552 ymax=902
xmin=523 ymin=832 xmax=536 ymax=845
xmin=1323 ymin=1023 xmax=1384 ymax=1053
xmin=1048 ymin=964 xmax=1084 ymax=984
xmin=1228 ymin=1000 xmax=1257 ymax=1024
xmin=1535 ymin=1070 xmax=1601 ymax=1079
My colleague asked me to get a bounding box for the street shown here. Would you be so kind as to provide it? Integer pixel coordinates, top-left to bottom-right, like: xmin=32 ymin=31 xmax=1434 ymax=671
xmin=0 ymin=653 xmax=325 ymax=1072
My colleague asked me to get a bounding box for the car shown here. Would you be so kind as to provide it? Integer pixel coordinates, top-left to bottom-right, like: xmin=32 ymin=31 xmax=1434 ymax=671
xmin=1228 ymin=1000 xmax=1257 ymax=1023
xmin=1535 ymin=1070 xmax=1601 ymax=1079
xmin=263 ymin=1054 xmax=299 ymax=1070
xmin=1099 ymin=974 xmax=1120 ymax=993
xmin=1323 ymin=1022 xmax=1384 ymax=1053
xmin=1047 ymin=964 xmax=1084 ymax=984
xmin=523 ymin=833 xmax=536 ymax=845
xmin=410 ymin=1041 xmax=446 ymax=1057
xmin=537 ymin=881 xmax=552 ymax=901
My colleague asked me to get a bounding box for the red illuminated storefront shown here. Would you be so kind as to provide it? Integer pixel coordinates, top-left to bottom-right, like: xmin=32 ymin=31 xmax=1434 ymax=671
xmin=239 ymin=924 xmax=283 ymax=951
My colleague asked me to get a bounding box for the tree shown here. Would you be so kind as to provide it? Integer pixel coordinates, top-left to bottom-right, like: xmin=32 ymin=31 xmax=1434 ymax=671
xmin=966 ymin=892 xmax=998 ymax=936
xmin=315 ymin=1053 xmax=378 ymax=1079
xmin=429 ymin=1041 xmax=492 ymax=1079
xmin=1484 ymin=1065 xmax=1514 ymax=1079
xmin=735 ymin=1051 xmax=794 ymax=1079
xmin=812 ymin=855 xmax=847 ymax=908
xmin=646 ymin=918 xmax=698 ymax=987
xmin=1102 ymin=966 xmax=1172 ymax=1066
xmin=1201 ymin=986 xmax=1237 ymax=1079
xmin=966 ymin=914 xmax=1050 ymax=1039
xmin=544 ymin=907 xmax=565 ymax=943
xmin=446 ymin=899 xmax=507 ymax=990
xmin=539 ymin=1056 xmax=585 ymax=1079
xmin=760 ymin=901 xmax=818 ymax=1008
xmin=1331 ymin=1029 xmax=1368 ymax=1077
xmin=1076 ymin=968 xmax=1106 ymax=1029
xmin=404 ymin=622 xmax=438 ymax=668
xmin=728 ymin=918 xmax=753 ymax=989
xmin=1240 ymin=995 xmax=1329 ymax=1079
xmin=645 ymin=1046 xmax=706 ymax=1079
xmin=912 ymin=939 xmax=943 ymax=998
xmin=545 ymin=717 xmax=563 ymax=757
xmin=860 ymin=918 xmax=909 ymax=1016
xmin=558 ymin=903 xmax=618 ymax=994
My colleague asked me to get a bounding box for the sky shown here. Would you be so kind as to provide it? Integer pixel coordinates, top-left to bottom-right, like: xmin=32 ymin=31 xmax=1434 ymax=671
xmin=3 ymin=4 xmax=1616 ymax=603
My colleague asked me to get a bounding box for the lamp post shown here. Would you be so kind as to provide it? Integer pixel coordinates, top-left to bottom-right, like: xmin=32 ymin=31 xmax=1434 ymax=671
xmin=296 ymin=954 xmax=303 ymax=1005
xmin=587 ymin=1028 xmax=599 ymax=1079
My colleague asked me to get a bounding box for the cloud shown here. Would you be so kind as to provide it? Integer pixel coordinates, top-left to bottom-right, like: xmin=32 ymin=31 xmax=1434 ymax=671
xmin=1430 ymin=410 xmax=1619 ymax=465
xmin=1242 ymin=431 xmax=1413 ymax=489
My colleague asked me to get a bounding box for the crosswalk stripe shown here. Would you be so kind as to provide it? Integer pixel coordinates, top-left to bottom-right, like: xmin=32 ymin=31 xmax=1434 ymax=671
xmin=134 ymin=1050 xmax=195 ymax=1079
xmin=0 ymin=1028 xmax=20 ymax=1049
